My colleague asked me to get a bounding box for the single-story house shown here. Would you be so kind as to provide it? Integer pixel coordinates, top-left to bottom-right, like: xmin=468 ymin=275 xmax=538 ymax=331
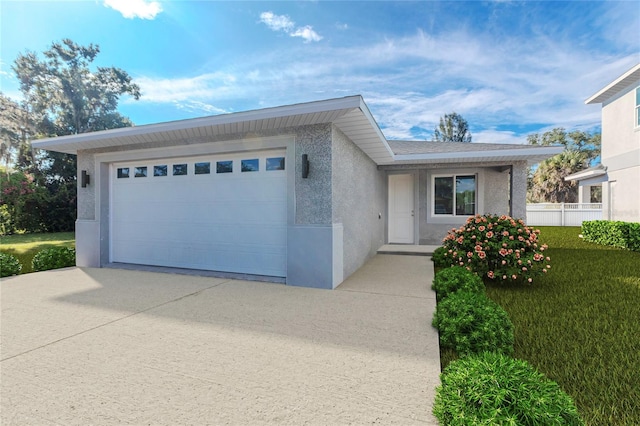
xmin=33 ymin=95 xmax=562 ymax=289
xmin=566 ymin=64 xmax=640 ymax=221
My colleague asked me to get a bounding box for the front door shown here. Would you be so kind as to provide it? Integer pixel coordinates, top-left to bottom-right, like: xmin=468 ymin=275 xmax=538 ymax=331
xmin=388 ymin=174 xmax=414 ymax=244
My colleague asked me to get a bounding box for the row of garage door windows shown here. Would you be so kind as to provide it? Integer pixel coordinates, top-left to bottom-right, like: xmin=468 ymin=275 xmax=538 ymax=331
xmin=116 ymin=157 xmax=286 ymax=179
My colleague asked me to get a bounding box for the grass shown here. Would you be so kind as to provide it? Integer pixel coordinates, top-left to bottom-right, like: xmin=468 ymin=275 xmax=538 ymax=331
xmin=0 ymin=232 xmax=75 ymax=274
xmin=438 ymin=226 xmax=640 ymax=425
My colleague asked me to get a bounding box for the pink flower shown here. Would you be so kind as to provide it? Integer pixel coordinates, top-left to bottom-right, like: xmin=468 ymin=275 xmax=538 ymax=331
xmin=512 ymin=274 xmax=517 ymax=280
xmin=546 ymin=257 xmax=551 ymax=261
xmin=478 ymin=251 xmax=486 ymax=259
xmin=502 ymin=275 xmax=507 ymax=280
xmin=501 ymin=260 xmax=507 ymax=265
xmin=502 ymin=231 xmax=510 ymax=237
xmin=528 ymin=278 xmax=533 ymax=283
xmin=486 ymin=231 xmax=494 ymax=238
xmin=487 ymin=271 xmax=495 ymax=279
xmin=522 ymin=267 xmax=527 ymax=271
xmin=474 ymin=245 xmax=483 ymax=252
xmin=467 ymin=252 xmax=473 ymax=258
xmin=499 ymin=248 xmax=508 ymax=257
xmin=478 ymin=225 xmax=485 ymax=232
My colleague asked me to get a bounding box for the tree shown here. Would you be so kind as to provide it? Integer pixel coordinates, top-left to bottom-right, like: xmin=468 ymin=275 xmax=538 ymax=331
xmin=434 ymin=112 xmax=472 ymax=143
xmin=6 ymin=39 xmax=141 ymax=233
xmin=527 ymin=128 xmax=601 ymax=203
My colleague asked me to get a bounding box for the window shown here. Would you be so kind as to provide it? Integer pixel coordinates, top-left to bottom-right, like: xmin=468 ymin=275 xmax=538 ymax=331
xmin=241 ymin=159 xmax=259 ymax=172
xmin=117 ymin=168 xmax=130 ymax=178
xmin=216 ymin=161 xmax=233 ymax=174
xmin=636 ymin=87 xmax=640 ymax=127
xmin=154 ymin=165 xmax=168 ymax=177
xmin=195 ymin=162 xmax=210 ymax=175
xmin=433 ymin=174 xmax=476 ymax=216
xmin=266 ymin=157 xmax=285 ymax=171
xmin=173 ymin=164 xmax=188 ymax=176
xmin=134 ymin=167 xmax=147 ymax=178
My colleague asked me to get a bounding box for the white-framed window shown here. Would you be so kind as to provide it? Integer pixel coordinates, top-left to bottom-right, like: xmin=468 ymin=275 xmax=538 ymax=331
xmin=635 ymin=87 xmax=640 ymax=128
xmin=433 ymin=174 xmax=477 ymax=216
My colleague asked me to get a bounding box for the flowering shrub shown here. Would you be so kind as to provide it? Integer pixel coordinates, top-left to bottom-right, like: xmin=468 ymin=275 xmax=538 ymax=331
xmin=440 ymin=214 xmax=551 ymax=283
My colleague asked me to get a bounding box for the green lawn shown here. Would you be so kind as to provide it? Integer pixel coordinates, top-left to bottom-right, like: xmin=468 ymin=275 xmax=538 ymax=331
xmin=0 ymin=232 xmax=75 ymax=274
xmin=455 ymin=226 xmax=639 ymax=426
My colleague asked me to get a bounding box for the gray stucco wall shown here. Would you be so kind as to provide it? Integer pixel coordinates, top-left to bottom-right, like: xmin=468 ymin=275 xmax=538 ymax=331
xmin=483 ymin=167 xmax=510 ymax=216
xmin=77 ymin=151 xmax=96 ymax=221
xmin=331 ymin=125 xmax=386 ymax=279
xmin=511 ymin=161 xmax=528 ymax=221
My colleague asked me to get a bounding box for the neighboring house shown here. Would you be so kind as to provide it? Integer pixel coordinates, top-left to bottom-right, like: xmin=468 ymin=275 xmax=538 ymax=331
xmin=33 ymin=96 xmax=561 ymax=289
xmin=566 ymin=64 xmax=640 ymax=221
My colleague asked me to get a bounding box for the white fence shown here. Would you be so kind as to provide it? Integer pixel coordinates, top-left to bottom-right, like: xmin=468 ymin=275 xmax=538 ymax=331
xmin=526 ymin=203 xmax=603 ymax=226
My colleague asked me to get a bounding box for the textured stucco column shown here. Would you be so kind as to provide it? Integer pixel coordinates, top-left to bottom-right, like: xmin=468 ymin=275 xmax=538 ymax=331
xmin=511 ymin=161 xmax=528 ymax=221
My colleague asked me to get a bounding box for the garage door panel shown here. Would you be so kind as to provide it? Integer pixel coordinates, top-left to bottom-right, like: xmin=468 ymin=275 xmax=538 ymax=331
xmin=111 ymin=151 xmax=287 ymax=277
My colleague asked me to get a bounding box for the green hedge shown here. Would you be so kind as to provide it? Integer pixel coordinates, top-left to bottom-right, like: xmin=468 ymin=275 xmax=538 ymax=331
xmin=582 ymin=220 xmax=640 ymax=252
xmin=32 ymin=247 xmax=76 ymax=272
xmin=432 ymin=290 xmax=514 ymax=356
xmin=431 ymin=266 xmax=485 ymax=302
xmin=433 ymin=352 xmax=584 ymax=425
xmin=1 ymin=252 xmax=23 ymax=277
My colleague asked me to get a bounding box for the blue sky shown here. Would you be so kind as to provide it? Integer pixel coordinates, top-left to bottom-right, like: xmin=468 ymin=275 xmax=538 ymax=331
xmin=1 ymin=0 xmax=639 ymax=144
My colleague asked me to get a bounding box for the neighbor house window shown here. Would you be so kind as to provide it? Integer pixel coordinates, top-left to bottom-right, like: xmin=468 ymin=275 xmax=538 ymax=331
xmin=636 ymin=87 xmax=640 ymax=127
xmin=433 ymin=175 xmax=476 ymax=216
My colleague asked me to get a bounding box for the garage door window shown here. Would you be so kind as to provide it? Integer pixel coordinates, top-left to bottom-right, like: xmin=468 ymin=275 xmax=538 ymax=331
xmin=195 ymin=162 xmax=210 ymax=174
xmin=217 ymin=161 xmax=233 ymax=174
xmin=117 ymin=168 xmax=129 ymax=178
xmin=135 ymin=167 xmax=147 ymax=178
xmin=266 ymin=157 xmax=285 ymax=171
xmin=173 ymin=164 xmax=188 ymax=176
xmin=241 ymin=159 xmax=259 ymax=172
xmin=154 ymin=165 xmax=168 ymax=177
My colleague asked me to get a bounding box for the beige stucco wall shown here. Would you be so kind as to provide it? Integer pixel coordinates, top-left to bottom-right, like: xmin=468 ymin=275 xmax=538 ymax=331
xmin=600 ymin=79 xmax=640 ymax=222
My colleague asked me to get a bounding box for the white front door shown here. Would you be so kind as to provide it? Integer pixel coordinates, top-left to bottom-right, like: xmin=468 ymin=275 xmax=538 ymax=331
xmin=388 ymin=174 xmax=414 ymax=244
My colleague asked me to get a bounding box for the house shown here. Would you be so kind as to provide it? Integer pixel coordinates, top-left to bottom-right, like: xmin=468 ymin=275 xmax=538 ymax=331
xmin=566 ymin=64 xmax=640 ymax=221
xmin=33 ymin=96 xmax=561 ymax=289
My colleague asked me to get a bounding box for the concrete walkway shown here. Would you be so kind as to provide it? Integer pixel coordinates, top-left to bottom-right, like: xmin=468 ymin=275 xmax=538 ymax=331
xmin=1 ymin=255 xmax=440 ymax=425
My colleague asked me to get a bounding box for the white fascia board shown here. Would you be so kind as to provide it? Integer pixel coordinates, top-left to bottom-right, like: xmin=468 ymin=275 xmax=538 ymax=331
xmin=585 ymin=63 xmax=640 ymax=105
xmin=32 ymin=95 xmax=365 ymax=153
xmin=564 ymin=168 xmax=607 ymax=181
xmin=392 ymin=146 xmax=564 ymax=162
xmin=353 ymin=97 xmax=395 ymax=159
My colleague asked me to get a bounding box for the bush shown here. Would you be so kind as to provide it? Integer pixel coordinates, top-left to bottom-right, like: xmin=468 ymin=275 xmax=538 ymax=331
xmin=431 ymin=246 xmax=449 ymax=268
xmin=0 ymin=252 xmax=23 ymax=277
xmin=433 ymin=352 xmax=584 ymax=425
xmin=582 ymin=220 xmax=640 ymax=252
xmin=32 ymin=247 xmax=76 ymax=272
xmin=432 ymin=290 xmax=514 ymax=356
xmin=431 ymin=266 xmax=484 ymax=302
xmin=440 ymin=214 xmax=550 ymax=283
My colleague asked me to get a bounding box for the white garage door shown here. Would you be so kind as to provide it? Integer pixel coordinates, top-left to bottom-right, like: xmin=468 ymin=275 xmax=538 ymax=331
xmin=110 ymin=150 xmax=287 ymax=277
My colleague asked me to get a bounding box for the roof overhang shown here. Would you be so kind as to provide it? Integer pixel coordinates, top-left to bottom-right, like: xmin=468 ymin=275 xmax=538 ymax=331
xmin=564 ymin=164 xmax=607 ymax=182
xmin=586 ymin=63 xmax=640 ymax=104
xmin=33 ymin=95 xmax=395 ymax=163
xmin=32 ymin=95 xmax=562 ymax=166
xmin=385 ymin=146 xmax=563 ymax=166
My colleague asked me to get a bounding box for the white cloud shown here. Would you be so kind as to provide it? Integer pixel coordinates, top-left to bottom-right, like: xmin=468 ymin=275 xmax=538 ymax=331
xmin=103 ymin=0 xmax=162 ymax=20
xmin=134 ymin=72 xmax=237 ymax=103
xmin=259 ymin=12 xmax=295 ymax=32
xmin=259 ymin=11 xmax=322 ymax=43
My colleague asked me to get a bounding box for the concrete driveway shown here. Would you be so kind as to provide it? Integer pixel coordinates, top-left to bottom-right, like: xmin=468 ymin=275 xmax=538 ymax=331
xmin=1 ymin=254 xmax=440 ymax=425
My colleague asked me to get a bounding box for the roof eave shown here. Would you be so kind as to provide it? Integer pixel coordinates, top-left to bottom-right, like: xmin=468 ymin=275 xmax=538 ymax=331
xmin=585 ymin=63 xmax=640 ymax=105
xmin=387 ymin=146 xmax=563 ymax=165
